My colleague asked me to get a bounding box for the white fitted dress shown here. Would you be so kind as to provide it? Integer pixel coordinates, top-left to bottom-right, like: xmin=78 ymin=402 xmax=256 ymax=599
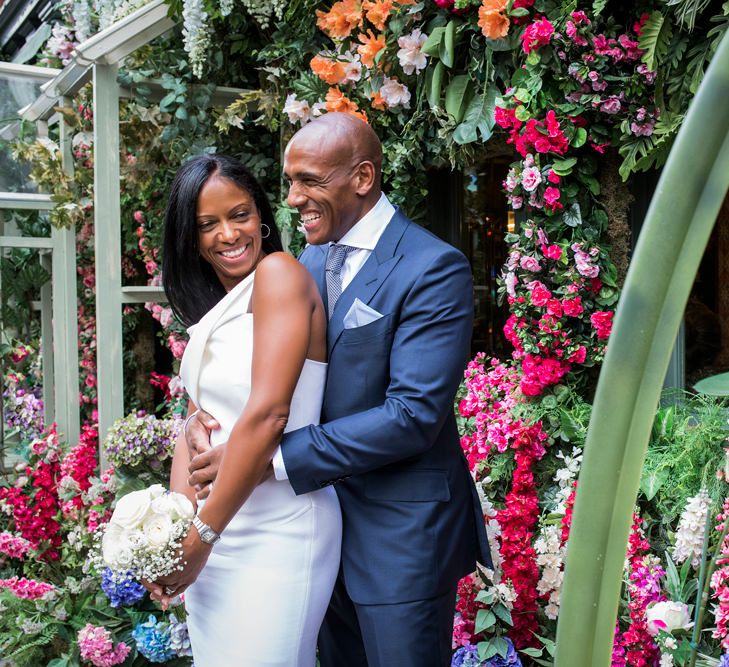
xmin=179 ymin=271 xmax=342 ymax=667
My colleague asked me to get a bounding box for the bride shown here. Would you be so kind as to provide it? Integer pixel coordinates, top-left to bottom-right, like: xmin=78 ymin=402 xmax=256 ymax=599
xmin=151 ymin=154 xmax=342 ymax=666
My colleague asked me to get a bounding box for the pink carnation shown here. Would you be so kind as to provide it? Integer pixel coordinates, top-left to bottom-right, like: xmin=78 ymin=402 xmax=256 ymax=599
xmin=529 ymin=282 xmax=552 ymax=307
xmin=591 ymin=311 xmax=614 ymax=340
xmin=0 ymin=577 xmax=55 ymax=599
xmin=521 ymin=17 xmax=554 ymax=54
xmin=0 ymin=532 xmax=32 ymax=560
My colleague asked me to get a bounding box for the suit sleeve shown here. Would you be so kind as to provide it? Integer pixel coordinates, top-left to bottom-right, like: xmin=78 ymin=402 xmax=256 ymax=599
xmin=281 ymin=247 xmax=474 ymax=495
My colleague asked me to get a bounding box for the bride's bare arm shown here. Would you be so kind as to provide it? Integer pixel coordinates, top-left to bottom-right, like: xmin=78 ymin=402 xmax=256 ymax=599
xmin=194 ymin=252 xmax=320 ymax=535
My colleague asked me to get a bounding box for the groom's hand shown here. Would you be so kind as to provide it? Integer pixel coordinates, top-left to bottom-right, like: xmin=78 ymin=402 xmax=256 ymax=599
xmin=188 ymin=446 xmax=224 ymax=500
xmin=185 ymin=410 xmax=220 ymax=499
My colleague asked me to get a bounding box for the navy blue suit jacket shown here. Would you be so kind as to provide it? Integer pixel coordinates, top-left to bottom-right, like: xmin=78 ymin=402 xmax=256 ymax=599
xmin=281 ymin=209 xmax=492 ymax=605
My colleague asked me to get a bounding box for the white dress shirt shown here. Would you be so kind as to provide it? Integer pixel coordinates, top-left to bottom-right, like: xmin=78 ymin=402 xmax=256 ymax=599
xmin=272 ymin=193 xmax=396 ymax=480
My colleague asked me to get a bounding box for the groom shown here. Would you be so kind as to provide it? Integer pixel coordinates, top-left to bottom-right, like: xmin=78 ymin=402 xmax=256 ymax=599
xmin=185 ymin=112 xmax=491 ymax=666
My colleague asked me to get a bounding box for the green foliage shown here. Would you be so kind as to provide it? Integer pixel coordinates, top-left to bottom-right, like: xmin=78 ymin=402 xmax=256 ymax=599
xmin=639 ymin=11 xmax=674 ymax=71
xmin=641 ymin=393 xmax=729 ymax=527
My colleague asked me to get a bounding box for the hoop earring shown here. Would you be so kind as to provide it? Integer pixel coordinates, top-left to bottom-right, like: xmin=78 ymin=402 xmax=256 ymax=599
xmin=261 ymin=223 xmax=271 ymax=239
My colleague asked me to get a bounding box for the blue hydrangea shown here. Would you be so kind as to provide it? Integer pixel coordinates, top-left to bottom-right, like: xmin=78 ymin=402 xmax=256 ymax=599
xmin=452 ymin=645 xmax=484 ymax=667
xmin=452 ymin=640 xmax=522 ymax=667
xmin=719 ymin=653 xmax=729 ymax=667
xmin=101 ymin=568 xmax=146 ymax=608
xmin=132 ymin=615 xmax=176 ymax=663
xmin=168 ymin=615 xmax=193 ymax=657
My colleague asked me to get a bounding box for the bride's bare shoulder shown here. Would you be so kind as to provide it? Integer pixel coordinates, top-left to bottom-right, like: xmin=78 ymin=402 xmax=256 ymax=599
xmin=253 ymin=251 xmax=314 ymax=297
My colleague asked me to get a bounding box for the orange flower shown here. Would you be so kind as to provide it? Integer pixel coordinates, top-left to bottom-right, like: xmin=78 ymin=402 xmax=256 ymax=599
xmin=371 ymin=90 xmax=386 ymax=110
xmin=363 ymin=0 xmax=392 ymax=31
xmin=316 ymin=0 xmax=363 ymax=40
xmin=310 ymin=55 xmax=348 ymax=85
xmin=325 ymin=87 xmax=368 ymax=122
xmin=478 ymin=0 xmax=510 ymax=40
xmin=357 ymin=30 xmax=387 ymax=68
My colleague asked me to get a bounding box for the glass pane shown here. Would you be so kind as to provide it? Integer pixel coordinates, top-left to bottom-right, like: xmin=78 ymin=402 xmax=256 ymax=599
xmin=0 ymin=70 xmax=44 ymax=192
xmin=462 ymin=157 xmax=512 ymax=358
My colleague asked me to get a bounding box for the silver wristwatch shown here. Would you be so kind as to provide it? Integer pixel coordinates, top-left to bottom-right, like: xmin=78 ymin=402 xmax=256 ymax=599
xmin=193 ymin=515 xmax=221 ymax=545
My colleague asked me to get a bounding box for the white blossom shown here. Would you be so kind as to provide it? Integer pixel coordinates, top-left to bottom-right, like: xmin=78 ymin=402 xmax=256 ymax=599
xmin=672 ymin=488 xmax=710 ymax=568
xmin=379 ymin=77 xmax=411 ymax=110
xmin=282 ymin=93 xmax=324 ymax=126
xmin=72 ymin=0 xmax=92 ymax=43
xmin=182 ymin=0 xmax=211 ymax=78
xmin=341 ymin=51 xmax=362 ymax=84
xmin=535 ymin=523 xmax=566 ymax=619
xmin=397 ymin=28 xmax=428 ymax=75
xmin=240 ymin=0 xmax=287 ymax=29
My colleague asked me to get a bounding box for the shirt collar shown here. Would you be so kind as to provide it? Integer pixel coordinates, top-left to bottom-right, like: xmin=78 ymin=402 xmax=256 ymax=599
xmin=334 ymin=193 xmax=395 ymax=251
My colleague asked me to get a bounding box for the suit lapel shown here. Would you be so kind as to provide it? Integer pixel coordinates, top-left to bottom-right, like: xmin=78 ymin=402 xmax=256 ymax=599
xmin=327 ymin=210 xmax=409 ymax=352
xmin=300 ymin=244 xmax=328 ymax=306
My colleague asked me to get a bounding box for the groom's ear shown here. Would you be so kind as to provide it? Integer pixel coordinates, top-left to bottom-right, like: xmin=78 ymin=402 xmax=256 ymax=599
xmin=353 ymin=161 xmax=377 ymax=197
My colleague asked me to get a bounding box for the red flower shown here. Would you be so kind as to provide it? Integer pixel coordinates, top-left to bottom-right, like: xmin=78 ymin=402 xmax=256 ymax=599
xmin=591 ymin=311 xmax=613 ymax=340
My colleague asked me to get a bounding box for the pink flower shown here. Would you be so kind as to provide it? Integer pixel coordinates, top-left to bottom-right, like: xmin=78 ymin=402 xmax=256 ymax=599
xmin=546 ymin=299 xmax=563 ymax=318
xmin=544 ymin=186 xmax=562 ymax=211
xmin=591 ymin=311 xmax=613 ymax=340
xmin=529 ymin=282 xmax=552 ymax=307
xmin=78 ymin=624 xmax=131 ymax=667
xmin=569 ymin=345 xmax=587 ymax=363
xmin=133 ymin=211 xmax=144 ymax=224
xmin=510 ymin=195 xmax=524 ymax=209
xmin=600 ymin=96 xmax=622 ymax=114
xmin=562 ymin=297 xmax=583 ymax=317
xmin=547 ymin=170 xmax=560 ymax=184
xmin=521 ymin=166 xmax=542 ymax=192
xmin=168 ymin=334 xmax=188 ymax=359
xmin=520 ymin=255 xmax=541 ymax=272
xmin=521 ymin=17 xmax=554 ymax=54
xmin=543 ymin=244 xmax=562 ymax=260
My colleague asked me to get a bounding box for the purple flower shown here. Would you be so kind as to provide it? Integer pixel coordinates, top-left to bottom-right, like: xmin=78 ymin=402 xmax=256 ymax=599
xmin=484 ymin=638 xmax=522 ymax=667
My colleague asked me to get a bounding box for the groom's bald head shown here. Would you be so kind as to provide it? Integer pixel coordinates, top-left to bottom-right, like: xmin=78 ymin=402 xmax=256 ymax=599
xmin=283 ymin=113 xmax=384 ymax=244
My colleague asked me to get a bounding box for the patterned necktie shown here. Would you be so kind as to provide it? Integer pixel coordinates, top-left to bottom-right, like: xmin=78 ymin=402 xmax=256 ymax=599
xmin=325 ymin=244 xmax=356 ymax=319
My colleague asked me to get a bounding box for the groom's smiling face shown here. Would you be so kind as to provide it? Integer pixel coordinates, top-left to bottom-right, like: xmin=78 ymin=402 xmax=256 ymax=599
xmin=283 ymin=134 xmax=370 ymax=246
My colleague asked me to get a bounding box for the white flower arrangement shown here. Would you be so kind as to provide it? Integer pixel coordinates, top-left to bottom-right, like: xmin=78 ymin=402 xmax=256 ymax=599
xmin=94 ymin=484 xmax=194 ymax=583
xmin=672 ymin=488 xmax=711 ymax=568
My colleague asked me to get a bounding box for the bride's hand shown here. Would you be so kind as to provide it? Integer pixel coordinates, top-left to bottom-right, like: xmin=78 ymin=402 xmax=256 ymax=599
xmin=152 ymin=529 xmax=213 ymax=610
xmin=188 ymin=446 xmax=225 ymax=500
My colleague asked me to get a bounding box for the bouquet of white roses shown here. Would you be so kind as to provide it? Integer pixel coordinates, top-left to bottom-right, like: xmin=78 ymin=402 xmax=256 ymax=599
xmin=95 ymin=484 xmax=194 ymax=583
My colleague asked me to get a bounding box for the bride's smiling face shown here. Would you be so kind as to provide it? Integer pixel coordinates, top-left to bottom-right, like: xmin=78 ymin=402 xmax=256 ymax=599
xmin=196 ymin=174 xmax=265 ymax=291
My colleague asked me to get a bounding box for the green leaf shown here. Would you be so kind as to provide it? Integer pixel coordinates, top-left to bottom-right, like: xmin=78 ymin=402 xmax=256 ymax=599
xmin=492 ymin=636 xmax=510 ymax=657
xmin=694 ymin=371 xmax=729 ymax=396
xmin=453 ymin=85 xmax=497 ymax=145
xmin=427 ymin=61 xmax=445 ymax=110
xmin=639 ymin=11 xmax=673 ymax=71
xmin=445 ymin=75 xmax=473 ymax=124
xmin=159 ymin=92 xmax=177 ymax=111
xmin=441 ymin=19 xmax=456 ymax=68
xmin=640 ymin=467 xmax=669 ymax=501
xmin=476 ymin=588 xmax=496 ymax=605
xmin=475 ymin=609 xmax=497 ymax=633
xmin=478 ymin=641 xmax=499 ymax=661
xmin=560 ymin=409 xmax=582 ymax=440
xmin=551 ymin=157 xmax=577 ymax=175
xmin=573 ymin=127 xmax=588 ymax=148
xmin=493 ymin=604 xmax=513 ymax=626
xmin=592 ymin=0 xmax=608 ymax=15
xmin=510 ymin=7 xmax=530 ymax=17
xmin=174 ymin=106 xmax=188 ymax=120
xmin=422 ymin=27 xmax=445 ymax=57
xmin=563 ymin=203 xmax=583 ymax=227
xmin=520 ymin=647 xmax=545 ymax=657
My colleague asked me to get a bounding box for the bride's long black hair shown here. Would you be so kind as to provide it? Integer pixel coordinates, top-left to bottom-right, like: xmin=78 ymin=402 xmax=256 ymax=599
xmin=162 ymin=154 xmax=283 ymax=327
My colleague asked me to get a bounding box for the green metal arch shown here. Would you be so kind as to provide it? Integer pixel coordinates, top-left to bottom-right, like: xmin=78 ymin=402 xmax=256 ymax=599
xmin=554 ymin=31 xmax=729 ymax=666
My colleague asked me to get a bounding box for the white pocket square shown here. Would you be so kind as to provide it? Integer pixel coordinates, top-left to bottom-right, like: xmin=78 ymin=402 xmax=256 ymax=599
xmin=343 ymin=298 xmax=383 ymax=329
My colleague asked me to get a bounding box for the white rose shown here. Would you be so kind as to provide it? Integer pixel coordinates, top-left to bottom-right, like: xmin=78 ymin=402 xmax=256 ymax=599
xmin=111 ymin=488 xmax=153 ymax=529
xmin=646 ymin=601 xmax=692 ymax=636
xmin=168 ymin=492 xmax=194 ymax=522
xmin=102 ymin=523 xmax=133 ymax=568
xmin=151 ymin=491 xmax=194 ymax=522
xmin=142 ymin=513 xmax=174 ymax=548
xmin=148 ymin=484 xmax=166 ymax=499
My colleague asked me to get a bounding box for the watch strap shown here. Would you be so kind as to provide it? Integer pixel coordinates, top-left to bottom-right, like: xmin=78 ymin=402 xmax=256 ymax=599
xmin=193 ymin=515 xmax=221 ymax=545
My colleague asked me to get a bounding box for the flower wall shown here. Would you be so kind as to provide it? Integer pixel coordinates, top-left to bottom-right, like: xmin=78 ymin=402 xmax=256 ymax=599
xmin=2 ymin=0 xmax=729 ymax=665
